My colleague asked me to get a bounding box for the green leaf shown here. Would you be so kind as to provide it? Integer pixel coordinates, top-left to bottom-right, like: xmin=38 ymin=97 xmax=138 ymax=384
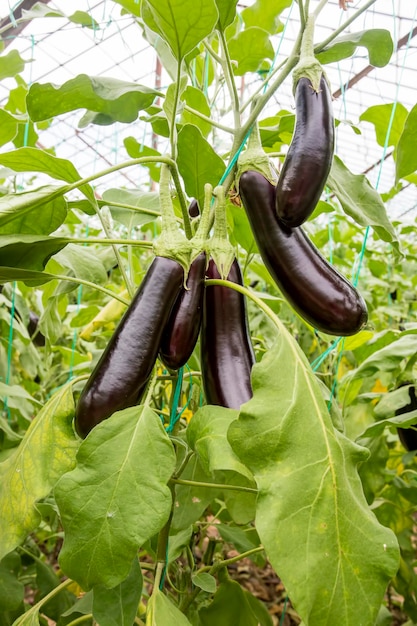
xmin=0 ymin=147 xmax=95 ymax=204
xmin=199 ymin=578 xmax=263 ymax=626
xmin=123 ymin=138 xmax=162 ymax=182
xmin=0 ymin=553 xmax=24 ymax=611
xmin=0 ymin=234 xmax=70 ymax=271
xmin=317 ymin=29 xmax=393 ymax=68
xmin=163 ymin=76 xmax=188 ymax=137
xmin=352 ymin=333 xmax=417 ymax=379
xmin=0 ymin=267 xmax=55 ymax=286
xmin=111 ymin=0 xmax=141 ymax=17
xmin=227 ymin=27 xmax=274 ymax=75
xmin=27 ymin=75 xmax=157 ymax=126
xmin=242 ymin=0 xmax=291 ymax=35
xmin=191 ymin=572 xmax=217 ymax=594
xmin=0 ymin=50 xmax=26 ymax=80
xmin=0 ymin=185 xmax=67 ymax=235
xmin=215 ymin=0 xmax=238 ymax=30
xmin=181 ymin=86 xmax=212 ymax=137
xmin=146 ymin=588 xmax=193 ymax=625
xmin=141 ymin=0 xmax=218 ymax=60
xmin=0 ymin=109 xmax=19 ymax=147
xmin=187 ymin=405 xmax=254 ymax=481
xmin=171 ymin=455 xmax=217 ymax=532
xmin=360 ymin=103 xmax=408 ymax=149
xmin=0 ymin=384 xmax=78 ymax=560
xmin=21 ymin=3 xmax=100 ymax=29
xmin=55 ymin=405 xmax=176 ymax=590
xmin=102 ymin=187 xmax=160 ymax=228
xmin=396 ymin=104 xmax=417 ymax=181
xmin=93 ymin=557 xmax=143 ymax=626
xmin=327 ymin=156 xmax=399 ymax=251
xmin=228 ymin=335 xmax=400 ymax=626
xmin=177 ymin=124 xmax=225 ymax=210
xmin=54 ymin=244 xmax=108 ymax=287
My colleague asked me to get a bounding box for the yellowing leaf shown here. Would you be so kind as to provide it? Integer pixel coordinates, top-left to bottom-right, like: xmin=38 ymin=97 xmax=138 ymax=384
xmin=0 ymin=384 xmax=78 ymax=560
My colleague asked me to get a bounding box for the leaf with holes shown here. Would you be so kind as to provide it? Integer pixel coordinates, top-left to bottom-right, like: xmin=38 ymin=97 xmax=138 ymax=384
xmin=0 ymin=384 xmax=78 ymax=561
xmin=55 ymin=405 xmax=176 ymax=590
xmin=228 ymin=333 xmax=400 ymax=626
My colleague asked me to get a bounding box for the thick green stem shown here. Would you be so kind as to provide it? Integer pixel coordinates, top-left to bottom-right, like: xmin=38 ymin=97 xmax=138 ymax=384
xmin=314 ymin=0 xmax=378 ymax=52
xmin=183 ymin=104 xmax=235 ymax=134
xmin=218 ymin=29 xmax=241 ymax=128
xmin=12 ymin=578 xmax=73 ymax=625
xmin=170 ymin=477 xmax=257 ymax=494
xmin=65 ymin=615 xmax=93 ymax=626
xmin=68 ymin=237 xmax=153 ymax=247
xmin=170 ymin=61 xmax=183 ymax=160
xmin=313 ymin=0 xmax=329 ymax=18
xmin=98 ymin=200 xmax=161 ymax=218
xmin=169 ymin=163 xmax=192 ymax=240
xmin=51 ymin=275 xmax=130 ymax=305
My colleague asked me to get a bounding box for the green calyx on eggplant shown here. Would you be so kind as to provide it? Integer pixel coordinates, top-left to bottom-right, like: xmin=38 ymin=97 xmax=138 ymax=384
xmin=239 ymin=170 xmax=367 ymax=336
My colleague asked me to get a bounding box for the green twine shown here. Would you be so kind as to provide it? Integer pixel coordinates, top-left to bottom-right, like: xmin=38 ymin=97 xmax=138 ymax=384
xmin=279 ymin=595 xmax=289 ymax=626
xmin=166 ymin=367 xmax=184 ymax=433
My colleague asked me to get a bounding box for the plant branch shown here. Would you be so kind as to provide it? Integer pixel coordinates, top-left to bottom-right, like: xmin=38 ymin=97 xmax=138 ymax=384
xmin=65 ymin=615 xmax=93 ymax=626
xmin=169 ymin=162 xmax=192 ymax=240
xmin=218 ymin=29 xmax=241 ymax=128
xmin=170 ymin=61 xmax=183 ymax=160
xmin=68 ymin=237 xmax=153 ymax=247
xmin=313 ymin=0 xmax=329 ymax=19
xmin=314 ymin=0 xmax=378 ymax=52
xmin=51 ymin=274 xmax=131 ymax=305
xmin=183 ymin=103 xmax=235 ymax=134
xmin=98 ymin=200 xmax=161 ymax=218
xmin=12 ymin=578 xmax=73 ymax=625
xmin=170 ymin=477 xmax=258 ymax=494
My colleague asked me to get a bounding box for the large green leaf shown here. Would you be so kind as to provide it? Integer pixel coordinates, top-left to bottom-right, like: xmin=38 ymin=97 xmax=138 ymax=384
xmin=0 ymin=109 xmax=19 ymax=147
xmin=187 ymin=405 xmax=253 ymax=481
xmin=360 ymin=103 xmax=408 ymax=149
xmin=0 ymin=185 xmax=67 ymax=235
xmin=350 ymin=333 xmax=417 ymax=380
xmin=141 ymin=0 xmax=218 ymax=60
xmin=0 ymin=147 xmax=95 ymax=204
xmin=0 ymin=50 xmax=26 ymax=81
xmin=180 ymin=86 xmax=212 ymax=137
xmin=102 ymin=187 xmax=160 ymax=228
xmin=215 ymin=0 xmax=238 ymax=30
xmin=317 ymin=29 xmax=393 ymax=68
xmin=55 ymin=405 xmax=176 ymax=590
xmin=0 ymin=235 xmax=70 ymax=271
xmin=327 ymin=156 xmax=399 ymax=251
xmin=228 ymin=335 xmax=400 ymax=626
xmin=228 ymin=27 xmax=274 ymax=75
xmin=177 ymin=124 xmax=225 ymax=210
xmin=123 ymin=138 xmax=162 ymax=182
xmin=54 ymin=244 xmax=108 ymax=287
xmin=242 ymin=0 xmax=291 ymax=35
xmin=0 ymin=553 xmax=24 ymax=611
xmin=0 ymin=384 xmax=78 ymax=560
xmin=146 ymin=589 xmax=192 ymax=626
xmin=21 ymin=3 xmax=99 ymax=29
xmin=396 ymin=104 xmax=417 ymax=181
xmin=199 ymin=578 xmax=272 ymax=626
xmin=0 ymin=267 xmax=55 ymax=286
xmin=27 ymin=75 xmax=157 ymax=126
xmin=93 ymin=557 xmax=143 ymax=626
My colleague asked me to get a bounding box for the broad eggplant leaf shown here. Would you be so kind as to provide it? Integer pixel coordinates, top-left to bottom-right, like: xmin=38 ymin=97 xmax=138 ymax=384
xmin=327 ymin=156 xmax=399 ymax=252
xmin=199 ymin=578 xmax=272 ymax=626
xmin=396 ymin=104 xmax=417 ymax=181
xmin=102 ymin=187 xmax=160 ymax=228
xmin=0 ymin=50 xmax=26 ymax=80
xmin=0 ymin=235 xmax=70 ymax=271
xmin=177 ymin=124 xmax=225 ymax=210
xmin=228 ymin=27 xmax=274 ymax=75
xmin=27 ymin=75 xmax=157 ymax=127
xmin=0 ymin=147 xmax=95 ymax=204
xmin=146 ymin=588 xmax=192 ymax=626
xmin=350 ymin=333 xmax=417 ymax=379
xmin=110 ymin=0 xmax=141 ymax=17
xmin=93 ymin=557 xmax=143 ymax=626
xmin=242 ymin=0 xmax=292 ymax=35
xmin=0 ymin=384 xmax=78 ymax=560
xmin=0 ymin=185 xmax=67 ymax=235
xmin=54 ymin=244 xmax=108 ymax=288
xmin=191 ymin=572 xmax=217 ymax=594
xmin=360 ymin=103 xmax=408 ymax=149
xmin=0 ymin=267 xmax=55 ymax=286
xmin=187 ymin=405 xmax=254 ymax=481
xmin=215 ymin=0 xmax=238 ymax=30
xmin=317 ymin=29 xmax=393 ymax=68
xmin=21 ymin=3 xmax=99 ymax=29
xmin=180 ymin=86 xmax=212 ymax=137
xmin=141 ymin=0 xmax=218 ymax=60
xmin=123 ymin=138 xmax=162 ymax=182
xmin=228 ymin=334 xmax=400 ymax=626
xmin=0 ymin=553 xmax=24 ymax=611
xmin=0 ymin=109 xmax=19 ymax=147
xmin=55 ymin=405 xmax=176 ymax=590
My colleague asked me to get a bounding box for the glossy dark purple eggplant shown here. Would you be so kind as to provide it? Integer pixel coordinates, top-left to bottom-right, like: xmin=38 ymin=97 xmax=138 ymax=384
xmin=239 ymin=171 xmax=367 ymax=336
xmin=75 ymin=256 xmax=183 ymax=438
xmin=27 ymin=311 xmax=46 ymax=347
xmin=396 ymin=385 xmax=417 ymax=452
xmin=201 ymin=258 xmax=255 ymax=409
xmin=159 ymin=252 xmax=206 ymax=370
xmin=276 ymin=75 xmax=334 ymax=227
xmin=188 ymin=199 xmax=200 ymax=218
